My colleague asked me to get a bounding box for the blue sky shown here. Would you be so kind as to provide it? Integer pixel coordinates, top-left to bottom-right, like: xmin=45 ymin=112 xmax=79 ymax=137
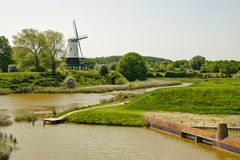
xmin=1 ymin=0 xmax=240 ymax=60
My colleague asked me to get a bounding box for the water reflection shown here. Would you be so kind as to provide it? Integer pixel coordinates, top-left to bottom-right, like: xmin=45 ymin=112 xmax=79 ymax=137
xmin=0 ymin=93 xmax=113 ymax=115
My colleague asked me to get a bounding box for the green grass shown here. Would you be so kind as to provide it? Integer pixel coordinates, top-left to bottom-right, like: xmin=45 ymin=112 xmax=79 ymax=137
xmin=15 ymin=114 xmax=37 ymax=122
xmin=33 ymin=80 xmax=181 ymax=93
xmin=0 ymin=134 xmax=14 ymax=160
xmin=0 ymin=70 xmax=107 ymax=93
xmin=0 ymin=71 xmax=180 ymax=94
xmin=124 ymin=78 xmax=240 ymax=114
xmin=67 ymin=78 xmax=240 ymax=127
xmin=0 ymin=115 xmax=12 ymax=126
xmin=66 ymin=106 xmax=147 ymax=127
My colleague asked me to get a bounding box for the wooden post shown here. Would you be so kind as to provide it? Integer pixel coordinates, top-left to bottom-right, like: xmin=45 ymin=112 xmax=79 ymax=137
xmin=216 ymin=123 xmax=228 ymax=141
xmin=180 ymin=132 xmax=186 ymax=138
xmin=195 ymin=136 xmax=202 ymax=143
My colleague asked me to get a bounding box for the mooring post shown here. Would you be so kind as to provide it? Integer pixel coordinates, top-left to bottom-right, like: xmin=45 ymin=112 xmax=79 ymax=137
xmin=216 ymin=123 xmax=228 ymax=141
xmin=43 ymin=120 xmax=46 ymax=127
xmin=195 ymin=136 xmax=202 ymax=143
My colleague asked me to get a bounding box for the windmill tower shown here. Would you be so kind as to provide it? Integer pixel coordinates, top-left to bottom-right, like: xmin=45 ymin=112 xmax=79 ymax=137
xmin=65 ymin=20 xmax=88 ymax=69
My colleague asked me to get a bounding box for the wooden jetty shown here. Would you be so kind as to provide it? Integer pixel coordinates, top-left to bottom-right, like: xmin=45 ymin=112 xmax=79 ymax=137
xmin=43 ymin=117 xmax=65 ymax=125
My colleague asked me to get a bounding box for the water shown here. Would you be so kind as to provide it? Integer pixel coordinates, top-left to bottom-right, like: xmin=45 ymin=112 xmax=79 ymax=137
xmin=0 ymin=84 xmax=239 ymax=159
xmin=1 ymin=122 xmax=239 ymax=160
xmin=0 ymin=93 xmax=113 ymax=115
xmin=0 ymin=83 xmax=192 ymax=116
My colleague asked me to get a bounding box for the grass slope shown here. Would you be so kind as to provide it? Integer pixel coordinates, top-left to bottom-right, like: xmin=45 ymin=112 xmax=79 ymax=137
xmin=0 ymin=70 xmax=106 ymax=94
xmin=125 ymin=78 xmax=240 ymax=114
xmin=67 ymin=78 xmax=240 ymax=126
xmin=66 ymin=106 xmax=147 ymax=127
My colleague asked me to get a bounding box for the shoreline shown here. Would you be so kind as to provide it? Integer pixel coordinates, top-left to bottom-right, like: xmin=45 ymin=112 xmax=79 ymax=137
xmin=0 ymin=80 xmax=182 ymax=95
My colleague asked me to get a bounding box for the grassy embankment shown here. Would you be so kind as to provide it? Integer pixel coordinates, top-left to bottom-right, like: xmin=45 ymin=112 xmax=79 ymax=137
xmin=0 ymin=70 xmax=107 ymax=94
xmin=66 ymin=78 xmax=240 ymax=126
xmin=0 ymin=71 xmax=181 ymax=94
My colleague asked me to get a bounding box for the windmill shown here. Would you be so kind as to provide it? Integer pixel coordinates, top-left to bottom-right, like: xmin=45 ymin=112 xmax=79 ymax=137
xmin=65 ymin=20 xmax=88 ymax=69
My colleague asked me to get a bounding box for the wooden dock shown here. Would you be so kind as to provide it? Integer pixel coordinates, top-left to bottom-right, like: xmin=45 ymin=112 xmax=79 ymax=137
xmin=43 ymin=117 xmax=65 ymax=125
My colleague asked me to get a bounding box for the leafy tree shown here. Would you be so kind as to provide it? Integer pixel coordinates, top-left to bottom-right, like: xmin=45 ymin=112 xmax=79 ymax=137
xmin=173 ymin=60 xmax=188 ymax=68
xmin=43 ymin=30 xmax=64 ymax=72
xmin=217 ymin=60 xmax=239 ymax=75
xmin=200 ymin=61 xmax=219 ymax=73
xmin=12 ymin=47 xmax=35 ymax=71
xmin=0 ymin=36 xmax=12 ymax=72
xmin=109 ymin=62 xmax=118 ymax=70
xmin=117 ymin=52 xmax=147 ymax=81
xmin=81 ymin=58 xmax=96 ymax=69
xmin=13 ymin=29 xmax=45 ymax=71
xmin=189 ymin=55 xmax=205 ymax=70
xmin=99 ymin=65 xmax=109 ymax=76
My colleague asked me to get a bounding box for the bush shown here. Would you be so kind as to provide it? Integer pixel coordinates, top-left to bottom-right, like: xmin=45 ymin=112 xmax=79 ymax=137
xmin=164 ymin=71 xmax=199 ymax=78
xmin=147 ymin=71 xmax=155 ymax=78
xmin=15 ymin=114 xmax=37 ymax=122
xmin=108 ymin=71 xmax=128 ymax=84
xmin=8 ymin=64 xmax=18 ymax=72
xmin=0 ymin=115 xmax=12 ymax=126
xmin=155 ymin=72 xmax=163 ymax=78
xmin=115 ymin=77 xmax=128 ymax=85
xmin=99 ymin=65 xmax=109 ymax=76
xmin=63 ymin=75 xmax=76 ymax=88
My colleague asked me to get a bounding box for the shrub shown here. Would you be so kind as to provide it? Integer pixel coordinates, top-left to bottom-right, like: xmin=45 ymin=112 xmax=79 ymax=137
xmin=0 ymin=115 xmax=12 ymax=126
xmin=155 ymin=72 xmax=163 ymax=78
xmin=108 ymin=71 xmax=128 ymax=84
xmin=63 ymin=75 xmax=76 ymax=88
xmin=99 ymin=65 xmax=109 ymax=76
xmin=15 ymin=114 xmax=37 ymax=122
xmin=147 ymin=71 xmax=155 ymax=78
xmin=8 ymin=64 xmax=18 ymax=72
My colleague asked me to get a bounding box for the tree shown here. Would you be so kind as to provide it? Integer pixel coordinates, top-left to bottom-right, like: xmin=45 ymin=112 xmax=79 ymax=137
xmin=173 ymin=60 xmax=188 ymax=68
xmin=217 ymin=60 xmax=239 ymax=75
xmin=13 ymin=29 xmax=45 ymax=71
xmin=117 ymin=52 xmax=147 ymax=81
xmin=0 ymin=36 xmax=12 ymax=72
xmin=81 ymin=58 xmax=96 ymax=69
xmin=43 ymin=30 xmax=64 ymax=72
xmin=99 ymin=65 xmax=109 ymax=76
xmin=12 ymin=46 xmax=35 ymax=71
xmin=189 ymin=55 xmax=205 ymax=70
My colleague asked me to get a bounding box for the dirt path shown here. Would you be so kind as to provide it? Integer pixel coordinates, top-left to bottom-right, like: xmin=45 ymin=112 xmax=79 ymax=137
xmin=60 ymin=102 xmax=125 ymax=119
xmin=60 ymin=82 xmax=192 ymax=118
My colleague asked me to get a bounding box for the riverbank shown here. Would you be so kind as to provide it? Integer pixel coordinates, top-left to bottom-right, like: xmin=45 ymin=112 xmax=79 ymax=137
xmin=32 ymin=80 xmax=181 ymax=94
xmin=0 ymin=71 xmax=181 ymax=94
xmin=64 ymin=78 xmax=240 ymax=127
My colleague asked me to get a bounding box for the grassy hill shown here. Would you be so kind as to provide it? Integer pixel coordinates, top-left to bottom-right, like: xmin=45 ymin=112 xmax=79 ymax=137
xmin=125 ymin=79 xmax=240 ymax=114
xmin=67 ymin=78 xmax=240 ymax=126
xmin=0 ymin=70 xmax=107 ymax=93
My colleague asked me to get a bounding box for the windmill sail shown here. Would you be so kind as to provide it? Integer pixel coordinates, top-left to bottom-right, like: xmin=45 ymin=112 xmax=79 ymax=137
xmin=66 ymin=20 xmax=88 ymax=58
